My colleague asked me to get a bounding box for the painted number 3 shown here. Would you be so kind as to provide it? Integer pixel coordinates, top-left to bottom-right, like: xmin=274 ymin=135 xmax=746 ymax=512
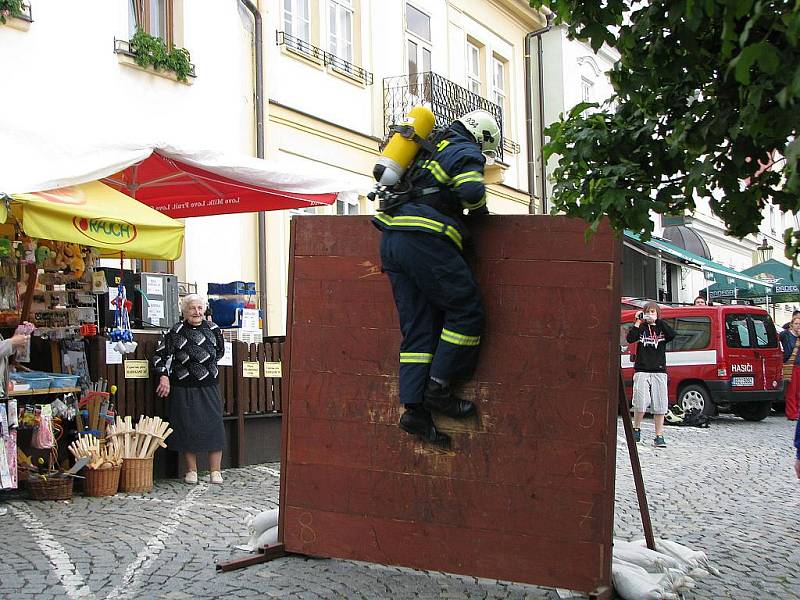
xmin=298 ymin=512 xmax=317 ymax=544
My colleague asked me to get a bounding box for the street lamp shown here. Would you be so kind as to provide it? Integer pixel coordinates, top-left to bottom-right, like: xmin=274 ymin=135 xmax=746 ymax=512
xmin=756 ymin=237 xmax=774 ymax=264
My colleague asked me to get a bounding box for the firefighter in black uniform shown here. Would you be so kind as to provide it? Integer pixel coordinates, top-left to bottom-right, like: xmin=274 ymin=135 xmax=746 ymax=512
xmin=372 ymin=109 xmax=501 ymax=446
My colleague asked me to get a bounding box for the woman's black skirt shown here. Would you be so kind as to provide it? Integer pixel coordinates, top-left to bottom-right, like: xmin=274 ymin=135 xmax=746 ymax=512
xmin=167 ymin=384 xmax=225 ymax=452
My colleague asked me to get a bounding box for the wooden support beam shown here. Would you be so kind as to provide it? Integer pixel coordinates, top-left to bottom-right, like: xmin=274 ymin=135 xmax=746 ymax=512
xmin=215 ymin=543 xmax=287 ymax=572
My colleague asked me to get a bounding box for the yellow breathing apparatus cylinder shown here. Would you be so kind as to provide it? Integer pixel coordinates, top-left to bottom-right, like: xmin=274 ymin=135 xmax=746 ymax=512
xmin=373 ymin=105 xmax=435 ymax=186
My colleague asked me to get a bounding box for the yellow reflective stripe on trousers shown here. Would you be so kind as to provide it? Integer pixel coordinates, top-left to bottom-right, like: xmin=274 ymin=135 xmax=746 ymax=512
xmin=452 ymin=171 xmax=484 ymax=187
xmin=399 ymin=352 xmax=433 ymax=363
xmin=376 ymin=213 xmax=463 ymax=251
xmin=462 ymin=193 xmax=487 ymax=211
xmin=440 ymin=328 xmax=481 ymax=346
xmin=421 ymin=160 xmax=452 ymax=185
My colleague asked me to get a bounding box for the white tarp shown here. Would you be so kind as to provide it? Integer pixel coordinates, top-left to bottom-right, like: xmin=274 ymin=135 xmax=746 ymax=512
xmin=0 ymin=123 xmax=364 ymax=200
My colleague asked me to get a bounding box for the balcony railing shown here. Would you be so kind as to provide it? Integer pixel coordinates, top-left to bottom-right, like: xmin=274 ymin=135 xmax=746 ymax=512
xmin=382 ymin=71 xmax=520 ymax=162
xmin=7 ymin=1 xmax=33 ymax=21
xmin=276 ymin=31 xmax=374 ymax=86
xmin=19 ymin=2 xmax=32 ymax=21
xmin=113 ymin=38 xmax=197 ymax=78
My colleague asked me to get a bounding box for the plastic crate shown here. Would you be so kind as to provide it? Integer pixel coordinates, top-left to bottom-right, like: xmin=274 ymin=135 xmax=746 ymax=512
xmin=11 ymin=373 xmax=52 ymax=390
xmin=47 ymin=373 xmax=80 ymax=388
xmin=208 ymin=281 xmax=256 ymax=296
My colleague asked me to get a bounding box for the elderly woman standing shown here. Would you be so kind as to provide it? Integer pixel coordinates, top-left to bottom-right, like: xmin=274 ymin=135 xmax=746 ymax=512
xmin=153 ymin=294 xmax=226 ymax=484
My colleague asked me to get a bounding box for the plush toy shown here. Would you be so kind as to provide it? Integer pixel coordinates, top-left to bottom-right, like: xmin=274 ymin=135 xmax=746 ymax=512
xmin=63 ymin=243 xmax=86 ymax=278
xmin=35 ymin=244 xmax=52 ymax=266
xmin=20 ymin=237 xmax=37 ymax=265
xmin=83 ymin=246 xmax=99 ymax=272
xmin=36 ymin=239 xmax=64 ymax=270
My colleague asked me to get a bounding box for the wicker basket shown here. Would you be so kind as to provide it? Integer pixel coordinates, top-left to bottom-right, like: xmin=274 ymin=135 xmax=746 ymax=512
xmin=119 ymin=457 xmax=154 ymax=493
xmin=27 ymin=476 xmax=73 ymax=501
xmin=83 ymin=465 xmax=121 ymax=497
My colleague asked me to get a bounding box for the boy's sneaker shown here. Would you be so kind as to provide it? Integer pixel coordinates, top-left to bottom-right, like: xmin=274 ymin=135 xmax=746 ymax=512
xmin=653 ymin=435 xmax=667 ymax=448
xmin=633 ymin=428 xmax=641 ymax=443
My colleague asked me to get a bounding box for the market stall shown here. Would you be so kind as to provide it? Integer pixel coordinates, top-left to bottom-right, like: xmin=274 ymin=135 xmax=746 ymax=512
xmin=1 ymin=136 xmax=364 ymax=477
xmin=0 ymin=181 xmax=183 ymax=496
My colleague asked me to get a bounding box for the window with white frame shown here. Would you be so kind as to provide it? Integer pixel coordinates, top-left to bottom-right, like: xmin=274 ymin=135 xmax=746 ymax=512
xmin=336 ymin=196 xmax=359 ymax=215
xmin=406 ymin=3 xmax=430 ymax=41
xmin=581 ymin=77 xmax=594 ymax=102
xmin=283 ymin=0 xmax=311 ymax=46
xmin=328 ymin=0 xmax=353 ymax=62
xmin=491 ymin=55 xmax=507 ymax=124
xmin=406 ymin=3 xmax=431 ymax=77
xmin=466 ymin=41 xmax=482 ymax=95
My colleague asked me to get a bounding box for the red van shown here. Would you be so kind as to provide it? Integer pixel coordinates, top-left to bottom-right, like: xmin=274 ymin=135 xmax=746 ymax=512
xmin=621 ymin=305 xmax=783 ymax=421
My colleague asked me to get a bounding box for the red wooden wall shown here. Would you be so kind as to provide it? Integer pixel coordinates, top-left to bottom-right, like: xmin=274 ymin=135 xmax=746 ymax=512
xmin=279 ymin=215 xmax=621 ymax=595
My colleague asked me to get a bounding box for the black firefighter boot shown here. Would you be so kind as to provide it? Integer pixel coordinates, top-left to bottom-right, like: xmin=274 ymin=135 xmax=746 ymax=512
xmin=423 ymin=379 xmax=477 ymax=418
xmin=399 ymin=405 xmax=451 ymax=447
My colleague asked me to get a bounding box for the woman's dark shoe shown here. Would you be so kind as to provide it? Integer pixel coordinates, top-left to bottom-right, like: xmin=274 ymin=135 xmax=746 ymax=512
xmin=399 ymin=405 xmax=451 ymax=447
xmin=422 ymin=379 xmax=477 ymax=418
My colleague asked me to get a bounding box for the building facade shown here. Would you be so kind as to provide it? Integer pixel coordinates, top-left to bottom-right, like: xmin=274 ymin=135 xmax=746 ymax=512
xmin=2 ymin=0 xmax=549 ymax=335
xmin=262 ymin=0 xmax=547 ymax=333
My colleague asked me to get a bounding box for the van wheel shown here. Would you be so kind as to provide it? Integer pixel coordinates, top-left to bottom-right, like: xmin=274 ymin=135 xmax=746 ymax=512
xmin=734 ymin=402 xmax=772 ymax=422
xmin=679 ymin=384 xmax=713 ymax=416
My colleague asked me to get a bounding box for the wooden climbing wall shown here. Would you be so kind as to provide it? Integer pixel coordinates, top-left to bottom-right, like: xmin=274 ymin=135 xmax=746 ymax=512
xmin=278 ymin=215 xmax=621 ymax=596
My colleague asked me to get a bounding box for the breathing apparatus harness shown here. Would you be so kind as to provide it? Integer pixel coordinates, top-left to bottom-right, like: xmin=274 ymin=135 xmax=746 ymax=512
xmin=368 ymin=124 xmax=449 ymax=214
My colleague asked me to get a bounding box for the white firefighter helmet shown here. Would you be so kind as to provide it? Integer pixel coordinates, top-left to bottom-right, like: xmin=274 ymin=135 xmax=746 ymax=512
xmin=457 ymin=110 xmax=501 ymax=154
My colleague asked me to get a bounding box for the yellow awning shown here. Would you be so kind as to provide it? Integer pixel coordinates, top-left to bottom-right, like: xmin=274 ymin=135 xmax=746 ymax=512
xmin=10 ymin=181 xmax=184 ymax=260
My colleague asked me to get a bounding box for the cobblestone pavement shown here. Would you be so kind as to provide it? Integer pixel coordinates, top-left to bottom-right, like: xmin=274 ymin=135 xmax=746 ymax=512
xmin=1 ymin=413 xmax=798 ymax=599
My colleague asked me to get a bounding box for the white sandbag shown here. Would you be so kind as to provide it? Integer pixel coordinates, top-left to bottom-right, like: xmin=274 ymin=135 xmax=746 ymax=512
xmin=633 ymin=538 xmax=720 ymax=577
xmin=235 ymin=524 xmax=280 ymax=552
xmin=253 ymin=525 xmax=279 ymax=549
xmin=612 ymin=561 xmax=679 ymax=600
xmin=248 ymin=508 xmax=279 ymax=537
xmin=663 ymin=568 xmax=696 ymax=594
xmin=613 ymin=539 xmax=683 ymax=573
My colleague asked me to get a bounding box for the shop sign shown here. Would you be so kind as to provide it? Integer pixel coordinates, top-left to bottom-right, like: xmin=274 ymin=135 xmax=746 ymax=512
xmin=72 ymin=216 xmax=138 ymax=246
xmin=264 ymin=362 xmax=282 ymax=378
xmin=124 ymin=360 xmax=150 ymax=379
xmin=243 ymin=361 xmax=260 ymax=378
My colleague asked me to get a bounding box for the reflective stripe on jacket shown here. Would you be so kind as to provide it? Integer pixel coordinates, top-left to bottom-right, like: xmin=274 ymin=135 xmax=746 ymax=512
xmin=372 ymin=202 xmax=464 ymax=250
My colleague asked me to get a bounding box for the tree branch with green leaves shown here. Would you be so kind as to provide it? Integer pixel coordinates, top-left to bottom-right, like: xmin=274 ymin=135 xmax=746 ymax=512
xmin=531 ymin=0 xmax=800 ymax=260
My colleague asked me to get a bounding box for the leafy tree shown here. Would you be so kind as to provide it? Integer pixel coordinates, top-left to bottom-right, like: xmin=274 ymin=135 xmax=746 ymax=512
xmin=530 ymin=1 xmax=800 ymax=260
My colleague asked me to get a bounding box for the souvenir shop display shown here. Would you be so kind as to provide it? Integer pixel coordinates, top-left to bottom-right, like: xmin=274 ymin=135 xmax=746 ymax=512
xmin=107 ymin=416 xmax=172 ymax=493
xmin=68 ymin=433 xmax=123 ymax=497
xmin=107 ymin=282 xmax=137 ymax=354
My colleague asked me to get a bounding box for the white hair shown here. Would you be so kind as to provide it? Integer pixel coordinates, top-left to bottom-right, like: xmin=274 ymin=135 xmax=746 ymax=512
xmin=180 ymin=294 xmax=207 ymax=316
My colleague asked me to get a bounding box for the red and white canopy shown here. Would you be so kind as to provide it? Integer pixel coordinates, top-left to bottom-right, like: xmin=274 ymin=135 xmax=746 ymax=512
xmin=1 ymin=135 xmax=363 ymax=217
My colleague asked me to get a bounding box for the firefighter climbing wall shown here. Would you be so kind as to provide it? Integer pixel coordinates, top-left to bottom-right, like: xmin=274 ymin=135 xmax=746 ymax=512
xmin=278 ymin=215 xmax=621 ymax=596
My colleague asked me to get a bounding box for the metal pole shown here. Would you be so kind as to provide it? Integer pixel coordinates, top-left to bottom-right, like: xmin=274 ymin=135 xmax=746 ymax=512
xmin=524 ymin=12 xmax=554 ymax=214
xmin=239 ymin=0 xmax=268 ymax=337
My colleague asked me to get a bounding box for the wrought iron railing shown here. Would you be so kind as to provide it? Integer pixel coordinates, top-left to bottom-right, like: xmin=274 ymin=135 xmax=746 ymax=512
xmin=276 ymin=31 xmax=373 ymax=86
xmin=382 ymin=71 xmax=520 ymax=161
xmin=18 ymin=2 xmax=33 ymax=21
xmin=113 ymin=38 xmax=197 ymax=78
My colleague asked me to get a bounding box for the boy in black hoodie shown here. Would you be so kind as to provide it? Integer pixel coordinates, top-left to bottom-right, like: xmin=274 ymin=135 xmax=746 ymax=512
xmin=626 ymin=301 xmax=675 ymax=447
